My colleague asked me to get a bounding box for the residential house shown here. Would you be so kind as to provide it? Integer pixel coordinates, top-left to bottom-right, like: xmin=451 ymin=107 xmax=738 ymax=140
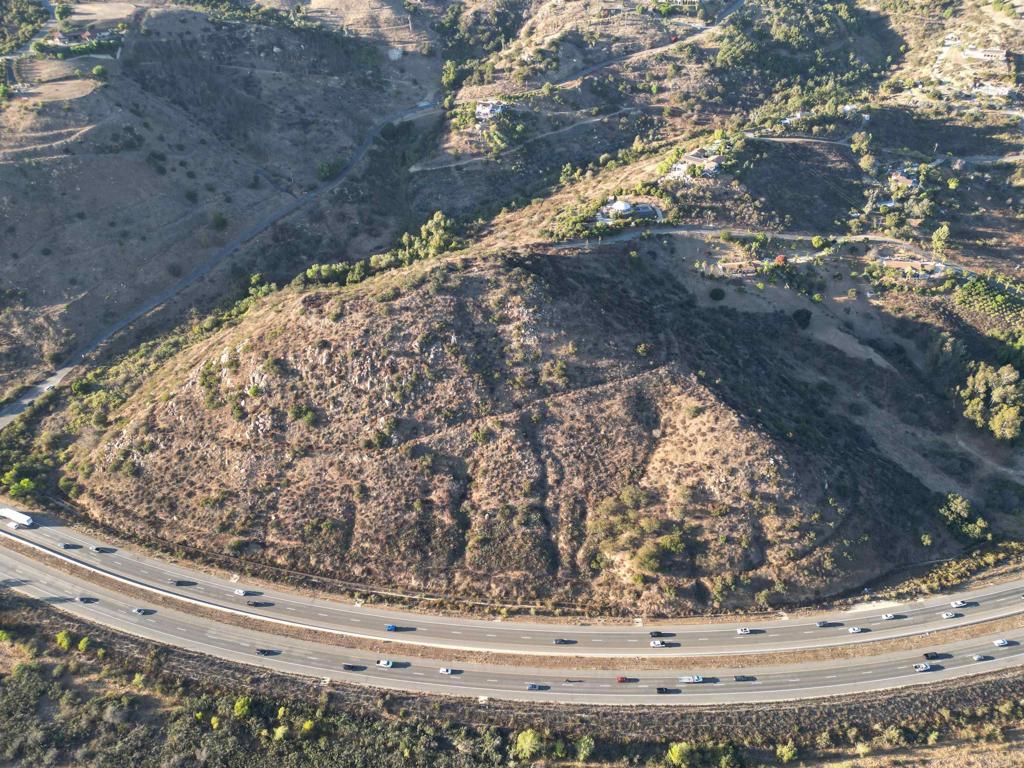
xmin=475 ymin=101 xmax=506 ymax=121
xmin=964 ymin=47 xmax=1009 ymax=63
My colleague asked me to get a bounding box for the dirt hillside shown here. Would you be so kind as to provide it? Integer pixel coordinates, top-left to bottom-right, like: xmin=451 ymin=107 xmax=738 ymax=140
xmin=52 ymin=242 xmax=973 ymax=613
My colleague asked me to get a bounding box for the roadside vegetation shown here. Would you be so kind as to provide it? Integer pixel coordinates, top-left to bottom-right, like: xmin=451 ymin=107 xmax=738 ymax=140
xmin=4 ymin=593 xmax=1024 ymax=767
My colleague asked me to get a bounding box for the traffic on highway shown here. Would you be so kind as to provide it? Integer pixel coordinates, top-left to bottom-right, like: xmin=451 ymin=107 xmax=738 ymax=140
xmin=2 ymin=542 xmax=1023 ymax=705
xmin=3 ymin=504 xmax=1024 ymax=705
xmin=2 ymin=507 xmax=1024 ymax=658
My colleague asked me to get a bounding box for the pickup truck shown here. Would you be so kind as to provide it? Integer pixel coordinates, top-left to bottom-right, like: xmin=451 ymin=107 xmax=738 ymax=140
xmin=677 ymin=675 xmax=704 ymax=684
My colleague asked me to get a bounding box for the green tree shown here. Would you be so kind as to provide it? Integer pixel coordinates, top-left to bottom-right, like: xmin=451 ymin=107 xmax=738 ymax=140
xmin=931 ymin=222 xmax=950 ymax=256
xmin=666 ymin=741 xmax=695 ymax=767
xmin=938 ymin=493 xmax=990 ymax=542
xmin=990 ymin=405 xmax=1022 ymax=441
xmin=441 ymin=59 xmax=458 ymax=90
xmin=512 ymin=729 xmax=543 ymax=761
xmin=850 ymin=131 xmax=871 ymax=155
xmin=575 ymin=734 xmax=595 ymax=761
xmin=960 ymin=362 xmax=1023 ymax=441
xmin=776 ymin=741 xmax=798 ymax=764
xmin=77 ymin=636 xmax=91 ymax=653
xmin=91 ymin=64 xmax=106 ymax=79
xmin=233 ymin=695 xmax=252 ymax=718
xmin=55 ymin=630 xmax=72 ymax=651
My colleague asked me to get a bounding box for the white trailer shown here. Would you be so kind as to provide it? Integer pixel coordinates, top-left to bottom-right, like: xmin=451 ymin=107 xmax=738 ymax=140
xmin=0 ymin=507 xmax=34 ymax=528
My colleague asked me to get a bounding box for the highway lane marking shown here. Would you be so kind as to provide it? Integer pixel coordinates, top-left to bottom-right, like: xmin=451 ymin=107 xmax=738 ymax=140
xmin=8 ymin=532 xmax=1024 ymax=661
xmin=14 ymin=556 xmax=1024 ymax=704
xmin=317 ymin=613 xmax=328 ymax=617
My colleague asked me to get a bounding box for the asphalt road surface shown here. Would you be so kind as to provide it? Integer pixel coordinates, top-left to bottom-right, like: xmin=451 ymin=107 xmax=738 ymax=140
xmin=2 ymin=544 xmax=1021 ymax=705
xmin=3 ymin=512 xmax=1024 ymax=658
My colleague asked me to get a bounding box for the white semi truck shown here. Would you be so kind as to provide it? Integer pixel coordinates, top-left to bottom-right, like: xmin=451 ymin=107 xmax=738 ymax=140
xmin=0 ymin=507 xmax=34 ymax=528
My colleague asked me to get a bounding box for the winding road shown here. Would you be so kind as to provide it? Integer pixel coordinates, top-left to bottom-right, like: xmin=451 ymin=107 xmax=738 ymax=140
xmin=1 ymin=508 xmax=1024 ymax=704
xmin=5 ymin=543 xmax=1022 ymax=705
xmin=3 ymin=514 xmax=1024 ymax=657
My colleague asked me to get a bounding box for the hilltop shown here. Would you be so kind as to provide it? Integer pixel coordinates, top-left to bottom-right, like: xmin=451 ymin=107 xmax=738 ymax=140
xmin=23 ymin=229 xmax=1024 ymax=614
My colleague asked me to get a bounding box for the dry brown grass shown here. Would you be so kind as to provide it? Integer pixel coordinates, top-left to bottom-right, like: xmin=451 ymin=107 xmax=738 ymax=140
xmin=41 ymin=234 xmax=1001 ymax=614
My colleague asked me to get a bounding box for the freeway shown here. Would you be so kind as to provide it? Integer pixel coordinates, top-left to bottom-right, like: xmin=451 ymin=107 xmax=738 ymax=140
xmin=4 ymin=511 xmax=1024 ymax=658
xmin=2 ymin=543 xmax=1021 ymax=705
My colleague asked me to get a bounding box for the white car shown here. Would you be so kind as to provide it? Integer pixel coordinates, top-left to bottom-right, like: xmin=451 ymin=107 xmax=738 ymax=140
xmin=132 ymin=608 xmax=147 ymax=615
xmin=439 ymin=667 xmax=453 ymax=675
xmin=650 ymin=639 xmax=667 ymax=648
xmin=950 ymin=600 xmax=967 ymax=609
xmin=941 ymin=611 xmax=956 ymax=619
xmin=913 ymin=663 xmax=932 ymax=672
xmin=233 ymin=588 xmax=249 ymax=596
xmin=736 ymin=627 xmax=751 ymax=636
xmin=993 ymin=639 xmax=1009 ymax=648
xmin=972 ymin=654 xmax=987 ymax=662
xmin=848 ymin=627 xmax=863 ymax=634
xmin=881 ymin=613 xmax=895 ymax=621
xmin=375 ymin=659 xmax=393 ymax=668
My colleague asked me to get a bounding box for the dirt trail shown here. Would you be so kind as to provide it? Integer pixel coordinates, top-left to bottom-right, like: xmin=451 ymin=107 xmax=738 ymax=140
xmin=954 ymin=432 xmax=1024 ymax=483
xmin=409 ymin=108 xmax=637 ymax=173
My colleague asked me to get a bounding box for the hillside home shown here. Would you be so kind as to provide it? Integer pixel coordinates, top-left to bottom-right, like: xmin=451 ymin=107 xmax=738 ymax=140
xmin=475 ymin=101 xmax=506 ymax=121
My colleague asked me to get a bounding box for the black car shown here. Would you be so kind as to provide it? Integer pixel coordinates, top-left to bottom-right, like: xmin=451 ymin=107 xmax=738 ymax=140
xmin=341 ymin=663 xmax=359 ymax=671
xmin=256 ymin=649 xmax=276 ymax=657
xmin=733 ymin=674 xmax=756 ymax=682
xmin=246 ymin=600 xmax=273 ymax=608
xmin=656 ymin=687 xmax=672 ymax=694
xmin=552 ymin=638 xmax=571 ymax=645
xmin=649 ymin=631 xmax=666 ymax=638
xmin=923 ymin=652 xmax=941 ymax=660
